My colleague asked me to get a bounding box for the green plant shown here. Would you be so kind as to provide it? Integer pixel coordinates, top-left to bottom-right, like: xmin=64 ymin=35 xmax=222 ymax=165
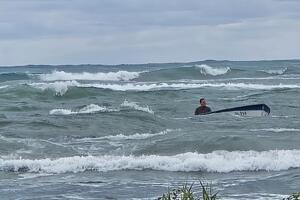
xmin=158 ymin=182 xmax=218 ymax=200
xmin=283 ymin=193 xmax=300 ymax=200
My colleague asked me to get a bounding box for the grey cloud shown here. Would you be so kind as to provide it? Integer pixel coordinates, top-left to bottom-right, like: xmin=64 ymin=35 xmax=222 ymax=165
xmin=0 ymin=0 xmax=300 ymax=65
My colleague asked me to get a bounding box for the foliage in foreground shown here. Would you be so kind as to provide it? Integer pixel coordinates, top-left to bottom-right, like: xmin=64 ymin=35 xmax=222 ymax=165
xmin=158 ymin=182 xmax=299 ymax=200
xmin=283 ymin=193 xmax=300 ymax=200
xmin=158 ymin=182 xmax=218 ymax=200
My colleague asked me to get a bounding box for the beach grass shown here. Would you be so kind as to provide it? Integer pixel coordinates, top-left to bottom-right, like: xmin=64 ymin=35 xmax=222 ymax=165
xmin=158 ymin=182 xmax=299 ymax=200
xmin=158 ymin=181 xmax=218 ymax=200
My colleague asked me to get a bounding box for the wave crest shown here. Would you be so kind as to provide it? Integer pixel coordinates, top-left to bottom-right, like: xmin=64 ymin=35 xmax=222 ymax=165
xmin=121 ymin=100 xmax=154 ymax=114
xmin=39 ymin=70 xmax=141 ymax=81
xmin=260 ymin=67 xmax=288 ymax=75
xmin=1 ymin=150 xmax=300 ymax=173
xmin=195 ymin=64 xmax=231 ymax=76
xmin=49 ymin=104 xmax=119 ymax=115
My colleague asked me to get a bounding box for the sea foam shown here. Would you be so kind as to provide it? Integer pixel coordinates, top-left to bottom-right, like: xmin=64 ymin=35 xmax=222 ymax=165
xmin=40 ymin=70 xmax=141 ymax=81
xmin=195 ymin=64 xmax=231 ymax=76
xmin=1 ymin=150 xmax=300 ymax=174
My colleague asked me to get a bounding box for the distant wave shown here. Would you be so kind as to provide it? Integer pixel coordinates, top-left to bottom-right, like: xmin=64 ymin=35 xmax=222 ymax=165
xmin=259 ymin=67 xmax=288 ymax=75
xmin=121 ymin=100 xmax=154 ymax=114
xmin=29 ymin=81 xmax=300 ymax=94
xmin=49 ymin=104 xmax=119 ymax=115
xmin=39 ymin=70 xmax=141 ymax=81
xmin=195 ymin=64 xmax=231 ymax=76
xmin=0 ymin=72 xmax=31 ymax=82
xmin=251 ymin=128 xmax=300 ymax=133
xmin=1 ymin=150 xmax=300 ymax=173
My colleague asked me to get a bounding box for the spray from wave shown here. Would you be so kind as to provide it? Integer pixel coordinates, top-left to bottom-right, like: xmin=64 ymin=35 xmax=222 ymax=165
xmin=1 ymin=150 xmax=300 ymax=173
xmin=39 ymin=70 xmax=141 ymax=81
xmin=195 ymin=64 xmax=231 ymax=76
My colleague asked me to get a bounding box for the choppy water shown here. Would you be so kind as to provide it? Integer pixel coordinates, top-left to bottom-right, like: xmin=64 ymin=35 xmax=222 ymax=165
xmin=0 ymin=60 xmax=300 ymax=199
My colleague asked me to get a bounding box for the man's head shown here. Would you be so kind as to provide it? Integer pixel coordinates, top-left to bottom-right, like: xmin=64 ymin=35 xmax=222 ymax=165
xmin=200 ymin=98 xmax=207 ymax=106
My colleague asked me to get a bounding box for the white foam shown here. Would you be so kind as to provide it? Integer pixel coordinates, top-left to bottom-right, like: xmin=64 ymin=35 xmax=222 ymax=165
xmin=121 ymin=100 xmax=154 ymax=114
xmin=0 ymin=85 xmax=9 ymax=89
xmin=75 ymin=129 xmax=173 ymax=142
xmin=260 ymin=67 xmax=287 ymax=75
xmin=251 ymin=128 xmax=300 ymax=133
xmin=195 ymin=64 xmax=231 ymax=76
xmin=30 ymin=81 xmax=300 ymax=93
xmin=29 ymin=80 xmax=80 ymax=96
xmin=81 ymin=82 xmax=300 ymax=91
xmin=49 ymin=104 xmax=119 ymax=115
xmin=90 ymin=129 xmax=172 ymax=141
xmin=1 ymin=150 xmax=300 ymax=173
xmin=40 ymin=70 xmax=141 ymax=81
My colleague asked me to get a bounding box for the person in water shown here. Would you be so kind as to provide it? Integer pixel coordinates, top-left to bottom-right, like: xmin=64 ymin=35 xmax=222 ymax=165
xmin=194 ymin=98 xmax=212 ymax=115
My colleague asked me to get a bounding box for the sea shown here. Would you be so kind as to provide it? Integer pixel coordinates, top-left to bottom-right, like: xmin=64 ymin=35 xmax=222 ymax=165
xmin=0 ymin=60 xmax=299 ymax=200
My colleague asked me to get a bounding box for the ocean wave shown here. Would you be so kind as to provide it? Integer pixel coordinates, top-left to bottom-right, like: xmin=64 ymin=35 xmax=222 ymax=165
xmin=29 ymin=81 xmax=300 ymax=94
xmin=195 ymin=64 xmax=231 ymax=76
xmin=0 ymin=72 xmax=31 ymax=82
xmin=49 ymin=104 xmax=119 ymax=115
xmin=77 ymin=82 xmax=300 ymax=91
xmin=250 ymin=128 xmax=300 ymax=133
xmin=0 ymin=85 xmax=9 ymax=89
xmin=29 ymin=81 xmax=79 ymax=96
xmin=259 ymin=67 xmax=288 ymax=75
xmin=1 ymin=150 xmax=300 ymax=174
xmin=121 ymin=100 xmax=154 ymax=114
xmin=77 ymin=129 xmax=173 ymax=141
xmin=39 ymin=70 xmax=141 ymax=81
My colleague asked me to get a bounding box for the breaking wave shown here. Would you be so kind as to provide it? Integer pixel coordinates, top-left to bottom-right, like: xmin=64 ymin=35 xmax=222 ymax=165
xmin=251 ymin=128 xmax=300 ymax=133
xmin=1 ymin=150 xmax=300 ymax=173
xmin=195 ymin=64 xmax=231 ymax=76
xmin=29 ymin=81 xmax=300 ymax=94
xmin=39 ymin=70 xmax=141 ymax=81
xmin=49 ymin=104 xmax=119 ymax=115
xmin=121 ymin=100 xmax=154 ymax=114
xmin=78 ymin=129 xmax=173 ymax=141
xmin=260 ymin=67 xmax=288 ymax=75
xmin=49 ymin=100 xmax=154 ymax=115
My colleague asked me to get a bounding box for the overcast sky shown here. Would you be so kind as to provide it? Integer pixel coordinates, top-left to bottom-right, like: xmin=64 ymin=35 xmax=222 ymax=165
xmin=0 ymin=0 xmax=300 ymax=66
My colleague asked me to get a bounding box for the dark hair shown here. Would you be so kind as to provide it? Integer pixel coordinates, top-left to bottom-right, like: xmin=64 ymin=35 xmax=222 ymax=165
xmin=200 ymin=98 xmax=205 ymax=103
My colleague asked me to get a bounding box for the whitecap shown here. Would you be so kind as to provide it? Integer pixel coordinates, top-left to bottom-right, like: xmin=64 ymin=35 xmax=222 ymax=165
xmin=195 ymin=64 xmax=231 ymax=76
xmin=260 ymin=67 xmax=288 ymax=75
xmin=1 ymin=150 xmax=300 ymax=173
xmin=251 ymin=128 xmax=300 ymax=133
xmin=40 ymin=70 xmax=141 ymax=81
xmin=29 ymin=81 xmax=300 ymax=93
xmin=121 ymin=100 xmax=154 ymax=114
xmin=29 ymin=80 xmax=79 ymax=96
xmin=49 ymin=104 xmax=119 ymax=115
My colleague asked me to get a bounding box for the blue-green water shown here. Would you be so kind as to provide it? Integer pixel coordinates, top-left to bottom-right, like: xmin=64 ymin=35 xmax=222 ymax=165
xmin=0 ymin=60 xmax=300 ymax=199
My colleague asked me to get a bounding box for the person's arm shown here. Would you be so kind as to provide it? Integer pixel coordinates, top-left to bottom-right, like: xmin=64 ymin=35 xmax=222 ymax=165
xmin=207 ymin=107 xmax=212 ymax=112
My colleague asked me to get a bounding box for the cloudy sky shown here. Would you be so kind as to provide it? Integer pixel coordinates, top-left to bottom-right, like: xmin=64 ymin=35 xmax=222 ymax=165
xmin=0 ymin=0 xmax=300 ymax=66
